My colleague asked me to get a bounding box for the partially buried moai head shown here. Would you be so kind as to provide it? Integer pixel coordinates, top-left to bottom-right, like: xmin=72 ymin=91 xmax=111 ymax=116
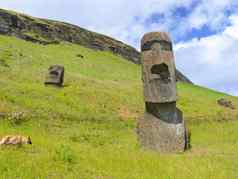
xmin=45 ymin=65 xmax=64 ymax=87
xmin=141 ymin=32 xmax=177 ymax=103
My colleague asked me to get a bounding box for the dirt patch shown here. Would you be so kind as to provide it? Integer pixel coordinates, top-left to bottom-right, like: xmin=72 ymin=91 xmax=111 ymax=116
xmin=118 ymin=106 xmax=139 ymax=120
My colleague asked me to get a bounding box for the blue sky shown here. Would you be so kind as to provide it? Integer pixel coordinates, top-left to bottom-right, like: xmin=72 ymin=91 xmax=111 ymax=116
xmin=0 ymin=0 xmax=238 ymax=96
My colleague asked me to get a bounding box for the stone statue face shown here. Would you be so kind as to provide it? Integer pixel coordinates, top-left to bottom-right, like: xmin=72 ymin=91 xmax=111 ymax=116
xmin=141 ymin=32 xmax=177 ymax=103
xmin=45 ymin=65 xmax=64 ymax=86
xmin=49 ymin=66 xmax=61 ymax=78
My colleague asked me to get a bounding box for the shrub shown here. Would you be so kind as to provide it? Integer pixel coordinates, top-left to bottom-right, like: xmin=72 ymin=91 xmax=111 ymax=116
xmin=54 ymin=144 xmax=75 ymax=164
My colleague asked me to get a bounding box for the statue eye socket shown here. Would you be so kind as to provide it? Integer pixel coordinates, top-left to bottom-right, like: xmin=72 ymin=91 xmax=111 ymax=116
xmin=50 ymin=71 xmax=59 ymax=76
xmin=159 ymin=41 xmax=172 ymax=51
xmin=142 ymin=40 xmax=172 ymax=51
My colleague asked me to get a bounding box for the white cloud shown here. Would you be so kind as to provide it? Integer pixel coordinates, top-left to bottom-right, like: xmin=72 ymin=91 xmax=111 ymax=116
xmin=175 ymin=15 xmax=238 ymax=96
xmin=0 ymin=0 xmax=195 ymax=47
xmin=0 ymin=0 xmax=236 ymax=42
xmin=224 ymin=15 xmax=238 ymax=39
xmin=0 ymin=1 xmax=235 ymax=46
xmin=173 ymin=0 xmax=238 ymax=38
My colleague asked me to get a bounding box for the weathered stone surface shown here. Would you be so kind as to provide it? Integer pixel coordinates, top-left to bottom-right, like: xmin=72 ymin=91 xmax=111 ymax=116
xmin=0 ymin=8 xmax=192 ymax=84
xmin=45 ymin=65 xmax=64 ymax=86
xmin=217 ymin=98 xmax=235 ymax=109
xmin=137 ymin=31 xmax=188 ymax=153
xmin=137 ymin=112 xmax=186 ymax=153
xmin=145 ymin=102 xmax=182 ymax=124
xmin=141 ymin=32 xmax=176 ymax=103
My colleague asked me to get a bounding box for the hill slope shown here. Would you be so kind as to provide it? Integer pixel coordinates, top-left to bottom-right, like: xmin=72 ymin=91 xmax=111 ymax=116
xmin=0 ymin=35 xmax=238 ymax=178
xmin=0 ymin=8 xmax=192 ymax=83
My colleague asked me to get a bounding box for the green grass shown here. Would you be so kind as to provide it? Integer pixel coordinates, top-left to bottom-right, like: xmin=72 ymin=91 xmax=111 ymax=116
xmin=22 ymin=31 xmax=57 ymax=44
xmin=0 ymin=35 xmax=238 ymax=178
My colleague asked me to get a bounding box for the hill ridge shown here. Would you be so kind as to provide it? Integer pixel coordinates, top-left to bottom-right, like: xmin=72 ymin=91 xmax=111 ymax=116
xmin=0 ymin=8 xmax=192 ymax=83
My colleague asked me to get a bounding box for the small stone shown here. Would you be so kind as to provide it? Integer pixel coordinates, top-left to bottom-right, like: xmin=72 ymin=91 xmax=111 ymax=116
xmin=76 ymin=54 xmax=84 ymax=58
xmin=217 ymin=98 xmax=235 ymax=109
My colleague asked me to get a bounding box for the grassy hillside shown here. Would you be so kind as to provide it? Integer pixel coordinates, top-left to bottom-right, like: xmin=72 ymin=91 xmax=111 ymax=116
xmin=0 ymin=35 xmax=238 ymax=178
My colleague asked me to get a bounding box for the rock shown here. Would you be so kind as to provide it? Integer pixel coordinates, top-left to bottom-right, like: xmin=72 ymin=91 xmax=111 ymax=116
xmin=217 ymin=98 xmax=235 ymax=109
xmin=137 ymin=112 xmax=186 ymax=153
xmin=45 ymin=65 xmax=64 ymax=87
xmin=76 ymin=54 xmax=84 ymax=58
xmin=0 ymin=23 xmax=9 ymax=34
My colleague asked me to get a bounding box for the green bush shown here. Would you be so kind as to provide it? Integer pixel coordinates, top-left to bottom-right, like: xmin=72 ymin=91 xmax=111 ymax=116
xmin=54 ymin=144 xmax=75 ymax=164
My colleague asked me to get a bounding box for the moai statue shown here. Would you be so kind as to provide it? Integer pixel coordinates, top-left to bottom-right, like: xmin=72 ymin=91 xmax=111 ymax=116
xmin=45 ymin=65 xmax=64 ymax=87
xmin=137 ymin=32 xmax=188 ymax=153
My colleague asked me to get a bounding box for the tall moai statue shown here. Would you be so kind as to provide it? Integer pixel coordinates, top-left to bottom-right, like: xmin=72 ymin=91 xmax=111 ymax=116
xmin=137 ymin=32 xmax=188 ymax=153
